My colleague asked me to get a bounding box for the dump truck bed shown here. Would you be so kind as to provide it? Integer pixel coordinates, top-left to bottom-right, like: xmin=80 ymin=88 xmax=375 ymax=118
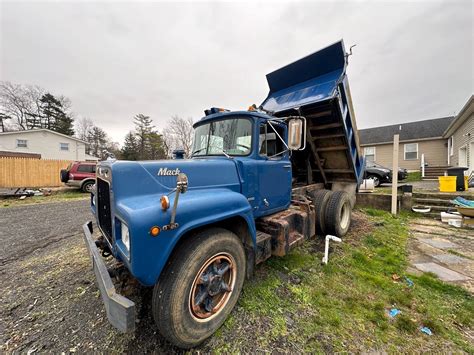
xmin=261 ymin=40 xmax=365 ymax=187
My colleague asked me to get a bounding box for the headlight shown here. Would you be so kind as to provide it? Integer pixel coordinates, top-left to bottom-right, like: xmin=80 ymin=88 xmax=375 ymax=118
xmin=121 ymin=223 xmax=130 ymax=251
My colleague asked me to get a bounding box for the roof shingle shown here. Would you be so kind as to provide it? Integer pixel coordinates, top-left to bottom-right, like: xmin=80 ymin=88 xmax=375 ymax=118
xmin=359 ymin=116 xmax=454 ymax=145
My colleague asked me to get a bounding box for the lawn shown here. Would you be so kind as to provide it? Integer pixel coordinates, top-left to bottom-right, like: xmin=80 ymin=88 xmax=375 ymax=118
xmin=0 ymin=188 xmax=88 ymax=208
xmin=206 ymin=209 xmax=473 ymax=353
xmin=405 ymin=171 xmax=422 ymax=182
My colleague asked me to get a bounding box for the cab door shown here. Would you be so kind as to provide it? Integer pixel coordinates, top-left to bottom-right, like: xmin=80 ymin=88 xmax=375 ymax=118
xmin=254 ymin=121 xmax=292 ymax=217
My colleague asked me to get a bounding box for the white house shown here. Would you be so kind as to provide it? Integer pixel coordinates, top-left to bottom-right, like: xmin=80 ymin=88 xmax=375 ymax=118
xmin=0 ymin=129 xmax=98 ymax=161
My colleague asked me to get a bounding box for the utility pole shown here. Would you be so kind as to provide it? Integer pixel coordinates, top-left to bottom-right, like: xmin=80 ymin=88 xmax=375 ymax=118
xmin=391 ymin=134 xmax=400 ymax=215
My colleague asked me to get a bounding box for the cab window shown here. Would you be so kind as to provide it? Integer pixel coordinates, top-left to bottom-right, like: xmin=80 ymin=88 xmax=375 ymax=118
xmin=192 ymin=118 xmax=252 ymax=156
xmin=259 ymin=122 xmax=286 ymax=158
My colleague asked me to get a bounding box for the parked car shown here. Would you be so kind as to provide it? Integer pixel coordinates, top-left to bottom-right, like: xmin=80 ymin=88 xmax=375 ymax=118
xmin=60 ymin=161 xmax=96 ymax=192
xmin=364 ymin=161 xmax=408 ymax=187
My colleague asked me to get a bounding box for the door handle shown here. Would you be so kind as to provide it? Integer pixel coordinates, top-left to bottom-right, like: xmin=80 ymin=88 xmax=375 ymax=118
xmin=283 ymin=165 xmax=291 ymax=168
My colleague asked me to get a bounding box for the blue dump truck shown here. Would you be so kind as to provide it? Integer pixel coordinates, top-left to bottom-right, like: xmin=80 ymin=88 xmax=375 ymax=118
xmin=83 ymin=40 xmax=365 ymax=348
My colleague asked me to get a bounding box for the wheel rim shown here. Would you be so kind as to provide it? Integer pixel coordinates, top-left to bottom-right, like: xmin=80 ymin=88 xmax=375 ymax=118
xmin=369 ymin=176 xmax=379 ymax=186
xmin=189 ymin=253 xmax=236 ymax=322
xmin=340 ymin=202 xmax=351 ymax=230
xmin=85 ymin=183 xmax=93 ymax=192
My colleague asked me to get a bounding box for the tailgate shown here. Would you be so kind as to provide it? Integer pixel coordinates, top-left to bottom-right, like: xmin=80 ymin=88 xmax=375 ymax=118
xmin=261 ymin=40 xmax=365 ymax=186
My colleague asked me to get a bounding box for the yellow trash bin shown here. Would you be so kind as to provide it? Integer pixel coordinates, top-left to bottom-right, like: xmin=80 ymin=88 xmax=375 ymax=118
xmin=438 ymin=176 xmax=457 ymax=192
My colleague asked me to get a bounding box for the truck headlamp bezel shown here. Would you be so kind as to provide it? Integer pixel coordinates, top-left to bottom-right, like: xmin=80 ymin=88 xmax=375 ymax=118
xmin=121 ymin=222 xmax=130 ymax=251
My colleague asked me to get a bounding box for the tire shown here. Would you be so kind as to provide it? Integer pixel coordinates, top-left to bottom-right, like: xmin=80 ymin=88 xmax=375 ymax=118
xmin=367 ymin=174 xmax=380 ymax=187
xmin=324 ymin=191 xmax=352 ymax=238
xmin=152 ymin=227 xmax=246 ymax=349
xmin=308 ymin=189 xmax=332 ymax=235
xmin=81 ymin=180 xmax=94 ymax=193
xmin=60 ymin=169 xmax=69 ymax=183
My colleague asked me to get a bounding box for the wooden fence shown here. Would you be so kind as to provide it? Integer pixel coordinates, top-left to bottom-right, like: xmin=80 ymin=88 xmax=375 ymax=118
xmin=0 ymin=157 xmax=73 ymax=188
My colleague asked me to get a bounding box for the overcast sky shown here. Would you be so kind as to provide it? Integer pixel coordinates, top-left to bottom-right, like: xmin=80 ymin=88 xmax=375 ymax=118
xmin=1 ymin=0 xmax=472 ymax=143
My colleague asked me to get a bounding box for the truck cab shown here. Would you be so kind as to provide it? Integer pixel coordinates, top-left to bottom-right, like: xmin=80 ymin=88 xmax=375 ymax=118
xmin=82 ymin=40 xmax=365 ymax=349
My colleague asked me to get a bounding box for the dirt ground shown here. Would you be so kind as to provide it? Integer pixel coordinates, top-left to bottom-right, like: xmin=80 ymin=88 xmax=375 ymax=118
xmin=1 ymin=201 xmax=471 ymax=353
xmin=0 ymin=199 xmax=333 ymax=353
xmin=0 ymin=200 xmax=174 ymax=353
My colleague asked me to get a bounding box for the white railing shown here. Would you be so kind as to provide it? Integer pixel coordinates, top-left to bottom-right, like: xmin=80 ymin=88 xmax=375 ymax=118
xmin=421 ymin=153 xmax=425 ymax=178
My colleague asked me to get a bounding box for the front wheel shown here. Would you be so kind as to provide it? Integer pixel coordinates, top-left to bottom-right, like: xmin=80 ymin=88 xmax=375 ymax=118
xmin=152 ymin=228 xmax=246 ymax=349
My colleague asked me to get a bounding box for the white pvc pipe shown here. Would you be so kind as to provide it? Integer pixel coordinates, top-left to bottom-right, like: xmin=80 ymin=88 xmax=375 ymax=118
xmin=322 ymin=235 xmax=342 ymax=264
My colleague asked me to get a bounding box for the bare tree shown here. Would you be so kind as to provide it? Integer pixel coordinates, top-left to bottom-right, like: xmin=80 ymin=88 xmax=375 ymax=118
xmin=75 ymin=117 xmax=95 ymax=141
xmin=162 ymin=116 xmax=194 ymax=158
xmin=0 ymin=81 xmax=32 ymax=130
xmin=24 ymin=85 xmax=45 ymax=129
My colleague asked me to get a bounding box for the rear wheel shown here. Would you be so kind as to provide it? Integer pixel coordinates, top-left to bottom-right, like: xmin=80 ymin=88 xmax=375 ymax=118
xmin=152 ymin=228 xmax=246 ymax=349
xmin=324 ymin=191 xmax=352 ymax=237
xmin=81 ymin=180 xmax=94 ymax=193
xmin=367 ymin=174 xmax=380 ymax=187
xmin=308 ymin=189 xmax=332 ymax=235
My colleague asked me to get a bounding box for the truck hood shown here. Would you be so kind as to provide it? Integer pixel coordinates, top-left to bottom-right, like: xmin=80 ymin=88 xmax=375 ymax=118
xmin=103 ymin=158 xmax=241 ymax=198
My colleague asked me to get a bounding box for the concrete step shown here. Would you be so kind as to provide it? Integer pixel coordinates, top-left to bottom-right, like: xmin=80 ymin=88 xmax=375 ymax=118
xmin=413 ymin=192 xmax=465 ymax=200
xmin=413 ymin=197 xmax=455 ymax=206
xmin=412 ymin=211 xmax=441 ymax=219
xmin=413 ymin=204 xmax=452 ymax=212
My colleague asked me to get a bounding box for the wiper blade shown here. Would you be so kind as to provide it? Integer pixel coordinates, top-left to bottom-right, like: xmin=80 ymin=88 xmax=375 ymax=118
xmin=191 ymin=148 xmax=207 ymax=157
xmin=220 ymin=149 xmax=232 ymax=159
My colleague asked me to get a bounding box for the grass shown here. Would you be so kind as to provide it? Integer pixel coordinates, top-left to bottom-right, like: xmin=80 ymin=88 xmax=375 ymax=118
xmin=211 ymin=209 xmax=474 ymax=352
xmin=1 ymin=188 xmax=88 ymax=207
xmin=405 ymin=171 xmax=422 ymax=182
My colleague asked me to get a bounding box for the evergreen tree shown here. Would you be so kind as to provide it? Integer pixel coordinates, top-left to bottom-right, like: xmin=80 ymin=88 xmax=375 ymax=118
xmin=134 ymin=114 xmax=154 ymax=159
xmin=121 ymin=131 xmax=140 ymax=160
xmin=53 ymin=111 xmax=75 ymax=136
xmin=87 ymin=126 xmax=109 ymax=158
xmin=39 ymin=93 xmax=74 ymax=135
xmin=147 ymin=132 xmax=167 ymax=160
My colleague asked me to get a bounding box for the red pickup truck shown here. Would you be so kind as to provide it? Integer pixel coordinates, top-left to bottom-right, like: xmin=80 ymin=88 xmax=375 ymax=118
xmin=60 ymin=161 xmax=96 ymax=192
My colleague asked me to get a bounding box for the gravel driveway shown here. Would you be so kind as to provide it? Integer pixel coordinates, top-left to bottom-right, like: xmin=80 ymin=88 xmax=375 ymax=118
xmin=0 ymin=199 xmax=178 ymax=353
xmin=0 ymin=200 xmax=91 ymax=266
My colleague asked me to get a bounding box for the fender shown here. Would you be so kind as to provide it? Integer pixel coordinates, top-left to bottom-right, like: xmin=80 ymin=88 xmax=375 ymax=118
xmin=116 ymin=188 xmax=256 ymax=286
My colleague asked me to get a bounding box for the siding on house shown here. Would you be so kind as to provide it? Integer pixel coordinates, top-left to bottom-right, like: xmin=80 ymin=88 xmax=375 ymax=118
xmin=0 ymin=129 xmax=87 ymax=160
xmin=362 ymin=138 xmax=448 ymax=171
xmin=450 ymin=112 xmax=473 ymax=167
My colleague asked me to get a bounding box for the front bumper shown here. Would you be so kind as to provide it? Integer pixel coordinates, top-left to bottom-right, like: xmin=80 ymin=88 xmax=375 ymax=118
xmin=82 ymin=221 xmax=136 ymax=332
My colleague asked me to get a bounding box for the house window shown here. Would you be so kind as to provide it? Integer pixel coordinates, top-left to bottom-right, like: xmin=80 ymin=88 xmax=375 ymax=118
xmin=16 ymin=139 xmax=28 ymax=148
xmin=449 ymin=136 xmax=454 ymax=156
xmin=364 ymin=147 xmax=376 ymax=162
xmin=404 ymin=143 xmax=418 ymax=160
xmin=60 ymin=143 xmax=69 ymax=151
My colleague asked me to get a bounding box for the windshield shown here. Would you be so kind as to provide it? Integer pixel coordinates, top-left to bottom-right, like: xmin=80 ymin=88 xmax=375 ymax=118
xmin=192 ymin=118 xmax=252 ymax=156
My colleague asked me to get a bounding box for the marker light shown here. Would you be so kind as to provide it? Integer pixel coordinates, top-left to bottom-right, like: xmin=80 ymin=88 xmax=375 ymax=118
xmin=160 ymin=195 xmax=170 ymax=210
xmin=150 ymin=226 xmax=160 ymax=237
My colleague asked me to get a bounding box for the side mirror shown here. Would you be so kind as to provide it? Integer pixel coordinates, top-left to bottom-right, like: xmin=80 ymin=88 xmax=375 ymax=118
xmin=177 ymin=173 xmax=188 ymax=193
xmin=288 ymin=118 xmax=305 ymax=150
